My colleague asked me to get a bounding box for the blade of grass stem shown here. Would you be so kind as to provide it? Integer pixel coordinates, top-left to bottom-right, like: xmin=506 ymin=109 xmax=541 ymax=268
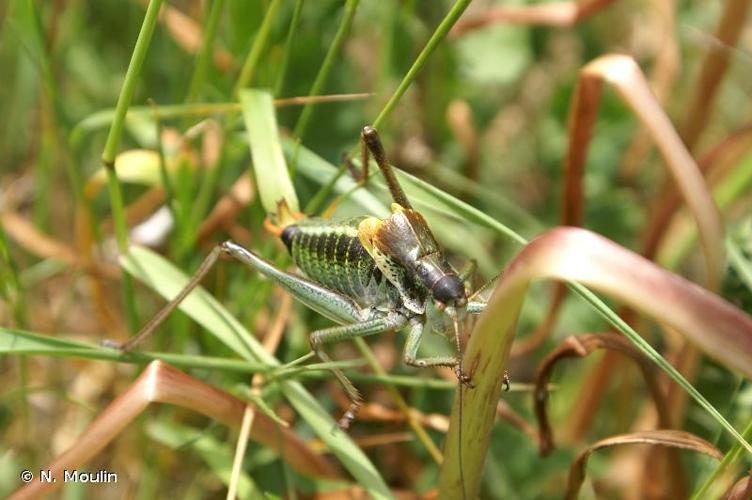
xmin=100 ymin=0 xmax=163 ymax=332
xmin=692 ymin=420 xmax=752 ymax=499
xmin=240 ymin=89 xmax=300 ymax=214
xmin=293 ymin=0 xmax=360 ymax=140
xmin=185 ymin=0 xmax=225 ymax=103
xmin=233 ymin=0 xmax=284 ymax=93
xmin=371 ymin=0 xmax=472 ymax=130
xmin=274 ymin=0 xmax=304 ymax=97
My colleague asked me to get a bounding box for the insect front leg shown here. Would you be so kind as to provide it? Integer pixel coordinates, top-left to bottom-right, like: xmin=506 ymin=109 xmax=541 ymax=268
xmin=403 ymin=318 xmax=473 ymax=386
xmin=463 ymin=271 xmax=511 ymax=390
xmin=310 ymin=314 xmax=408 ymax=429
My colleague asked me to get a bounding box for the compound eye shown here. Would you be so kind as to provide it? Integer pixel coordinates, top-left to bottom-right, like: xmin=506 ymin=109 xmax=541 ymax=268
xmin=432 ymin=275 xmax=466 ymax=306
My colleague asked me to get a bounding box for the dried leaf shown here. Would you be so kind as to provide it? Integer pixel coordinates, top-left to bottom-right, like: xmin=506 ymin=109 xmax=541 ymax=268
xmin=565 ymin=430 xmax=722 ymax=500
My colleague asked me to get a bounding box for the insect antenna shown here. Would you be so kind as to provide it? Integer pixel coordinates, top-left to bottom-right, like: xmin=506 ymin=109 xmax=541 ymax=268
xmin=361 ymin=126 xmax=413 ymax=209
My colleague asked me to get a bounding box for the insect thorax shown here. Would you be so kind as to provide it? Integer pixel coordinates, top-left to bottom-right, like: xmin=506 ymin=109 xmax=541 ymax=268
xmin=281 ymin=217 xmax=424 ymax=310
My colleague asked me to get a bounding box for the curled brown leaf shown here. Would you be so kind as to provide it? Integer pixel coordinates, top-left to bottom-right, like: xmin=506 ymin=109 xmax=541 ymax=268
xmin=565 ymin=430 xmax=722 ymax=500
xmin=533 ymin=333 xmax=669 ymax=456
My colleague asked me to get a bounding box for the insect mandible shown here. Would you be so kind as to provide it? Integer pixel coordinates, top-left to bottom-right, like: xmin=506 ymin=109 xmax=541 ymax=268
xmin=116 ymin=126 xmax=496 ymax=429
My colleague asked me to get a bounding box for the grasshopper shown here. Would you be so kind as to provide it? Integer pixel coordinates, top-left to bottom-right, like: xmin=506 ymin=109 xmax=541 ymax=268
xmin=117 ymin=126 xmax=495 ymax=429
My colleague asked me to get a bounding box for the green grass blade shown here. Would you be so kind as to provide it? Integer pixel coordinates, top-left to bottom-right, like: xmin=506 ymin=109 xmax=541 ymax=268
xmin=233 ymin=0 xmax=284 ymax=93
xmin=293 ymin=0 xmax=360 ymax=140
xmin=371 ymin=0 xmax=472 ymax=130
xmin=240 ymin=89 xmax=300 ymax=214
xmin=0 ymin=327 xmax=268 ymax=373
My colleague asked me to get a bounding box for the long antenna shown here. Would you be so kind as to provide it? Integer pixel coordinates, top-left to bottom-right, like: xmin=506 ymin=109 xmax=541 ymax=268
xmin=361 ymin=126 xmax=413 ymax=209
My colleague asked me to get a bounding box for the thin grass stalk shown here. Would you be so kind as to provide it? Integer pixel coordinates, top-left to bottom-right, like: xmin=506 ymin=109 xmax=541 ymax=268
xmin=371 ymin=0 xmax=472 ymax=130
xmin=185 ymin=0 xmax=225 ymax=103
xmin=101 ymin=0 xmax=163 ymax=332
xmin=306 ymin=0 xmax=472 ymax=215
xmin=194 ymin=0 xmax=284 ymax=260
xmin=293 ymin=0 xmax=360 ymax=140
xmin=233 ymin=0 xmax=284 ymax=94
xmin=567 ymin=54 xmax=724 ymax=289
xmin=692 ymin=420 xmax=752 ymax=499
xmin=228 ymin=294 xmax=292 ymax=500
xmin=274 ymin=0 xmax=304 ymax=97
xmin=72 ymin=95 xmax=372 ymax=140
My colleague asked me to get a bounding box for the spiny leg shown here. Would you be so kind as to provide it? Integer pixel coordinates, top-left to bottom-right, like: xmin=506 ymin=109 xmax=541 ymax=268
xmin=402 ymin=317 xmax=473 ymax=387
xmin=311 ymin=314 xmax=408 ymax=429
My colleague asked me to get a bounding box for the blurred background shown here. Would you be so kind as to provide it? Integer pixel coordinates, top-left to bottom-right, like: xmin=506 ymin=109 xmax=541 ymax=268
xmin=1 ymin=0 xmax=751 ymax=498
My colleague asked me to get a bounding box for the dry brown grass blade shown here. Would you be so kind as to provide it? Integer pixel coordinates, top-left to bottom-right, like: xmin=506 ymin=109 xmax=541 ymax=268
xmin=564 ymin=54 xmax=724 ymax=289
xmin=643 ymin=123 xmax=752 ymax=260
xmin=569 ymin=124 xmax=752 ymax=446
xmin=451 ymin=0 xmax=618 ymax=38
xmin=522 ymin=51 xmax=724 ymax=361
xmin=1 ymin=212 xmax=120 ymax=280
xmin=618 ymin=0 xmax=679 ymax=179
xmin=9 ymin=361 xmax=339 ymax=499
xmin=533 ymin=333 xmax=670 ymax=456
xmin=565 ymin=430 xmax=722 ymax=500
xmin=559 ymin=54 xmax=727 ymax=439
xmin=274 ymin=92 xmax=373 ymax=107
xmin=2 ymin=212 xmax=79 ymax=265
xmin=680 ymin=0 xmax=750 ymax=152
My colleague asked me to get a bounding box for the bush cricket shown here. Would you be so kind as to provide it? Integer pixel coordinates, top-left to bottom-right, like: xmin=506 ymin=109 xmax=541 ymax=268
xmin=114 ymin=126 xmax=502 ymax=429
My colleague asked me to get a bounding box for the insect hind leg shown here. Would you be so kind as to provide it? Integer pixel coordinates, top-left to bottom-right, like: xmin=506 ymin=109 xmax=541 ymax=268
xmin=110 ymin=244 xmax=227 ymax=352
xmin=310 ymin=314 xmax=408 ymax=429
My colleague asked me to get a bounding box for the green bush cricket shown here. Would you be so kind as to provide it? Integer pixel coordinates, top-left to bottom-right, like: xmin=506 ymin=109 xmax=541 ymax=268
xmin=114 ymin=126 xmax=502 ymax=429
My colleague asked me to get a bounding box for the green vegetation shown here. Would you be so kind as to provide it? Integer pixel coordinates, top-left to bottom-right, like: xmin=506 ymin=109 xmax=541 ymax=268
xmin=2 ymin=1 xmax=752 ymax=498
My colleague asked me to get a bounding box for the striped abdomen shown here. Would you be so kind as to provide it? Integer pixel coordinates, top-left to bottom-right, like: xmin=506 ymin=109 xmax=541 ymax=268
xmin=281 ymin=218 xmax=385 ymax=305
